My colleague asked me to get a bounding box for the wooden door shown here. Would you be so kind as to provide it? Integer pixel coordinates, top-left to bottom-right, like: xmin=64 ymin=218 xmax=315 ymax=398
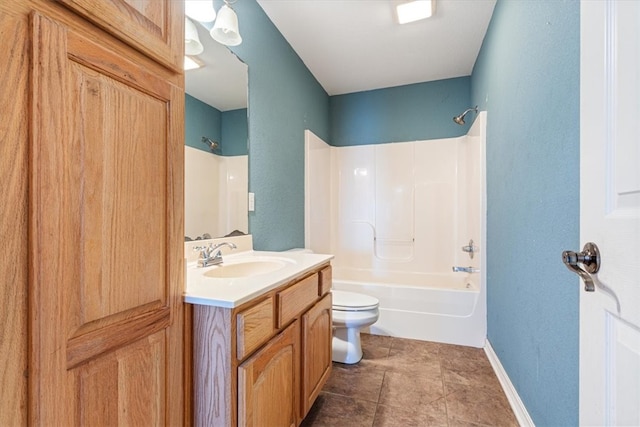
xmin=580 ymin=0 xmax=640 ymax=425
xmin=57 ymin=0 xmax=183 ymax=71
xmin=30 ymin=12 xmax=184 ymax=425
xmin=238 ymin=320 xmax=300 ymax=427
xmin=301 ymin=293 xmax=332 ymax=419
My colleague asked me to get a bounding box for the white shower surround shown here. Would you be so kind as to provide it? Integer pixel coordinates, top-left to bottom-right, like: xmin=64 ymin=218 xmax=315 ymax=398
xmin=184 ymin=146 xmax=248 ymax=239
xmin=305 ymin=112 xmax=486 ymax=347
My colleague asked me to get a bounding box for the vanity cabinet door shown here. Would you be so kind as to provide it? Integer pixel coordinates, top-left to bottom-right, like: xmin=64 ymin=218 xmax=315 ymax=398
xmin=30 ymin=12 xmax=184 ymax=425
xmin=301 ymin=293 xmax=333 ymax=418
xmin=238 ymin=320 xmax=300 ymax=427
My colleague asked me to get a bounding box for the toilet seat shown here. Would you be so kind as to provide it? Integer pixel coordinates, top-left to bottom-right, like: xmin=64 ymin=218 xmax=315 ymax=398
xmin=332 ymin=290 xmax=379 ymax=311
xmin=332 ymin=308 xmax=379 ymax=326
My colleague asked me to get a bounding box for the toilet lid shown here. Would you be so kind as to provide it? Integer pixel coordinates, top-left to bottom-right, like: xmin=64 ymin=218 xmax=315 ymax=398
xmin=332 ymin=290 xmax=379 ymax=311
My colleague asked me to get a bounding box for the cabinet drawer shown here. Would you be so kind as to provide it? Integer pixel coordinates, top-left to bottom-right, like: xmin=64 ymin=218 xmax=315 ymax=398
xmin=318 ymin=266 xmax=332 ymax=296
xmin=237 ymin=297 xmax=274 ymax=360
xmin=277 ymin=274 xmax=318 ymax=328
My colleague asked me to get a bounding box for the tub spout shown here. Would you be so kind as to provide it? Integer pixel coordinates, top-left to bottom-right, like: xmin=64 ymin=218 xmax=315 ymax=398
xmin=452 ymin=266 xmax=480 ymax=273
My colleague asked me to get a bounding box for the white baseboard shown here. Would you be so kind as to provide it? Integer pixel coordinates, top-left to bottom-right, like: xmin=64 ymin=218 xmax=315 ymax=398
xmin=484 ymin=340 xmax=535 ymax=427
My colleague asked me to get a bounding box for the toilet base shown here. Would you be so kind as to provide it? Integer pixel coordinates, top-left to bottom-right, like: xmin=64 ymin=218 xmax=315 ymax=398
xmin=332 ymin=327 xmax=363 ymax=364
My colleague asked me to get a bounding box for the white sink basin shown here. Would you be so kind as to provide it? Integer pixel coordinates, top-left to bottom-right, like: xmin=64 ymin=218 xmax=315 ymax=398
xmin=202 ymin=257 xmax=294 ymax=279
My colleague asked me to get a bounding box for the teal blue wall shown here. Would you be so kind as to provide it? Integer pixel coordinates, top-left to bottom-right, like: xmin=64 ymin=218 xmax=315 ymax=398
xmin=330 ymin=77 xmax=471 ymax=146
xmin=221 ymin=108 xmax=248 ymax=156
xmin=471 ymin=1 xmax=580 ymax=425
xmin=185 ymin=94 xmax=221 ymax=153
xmin=185 ymin=95 xmax=247 ymax=156
xmin=229 ymin=0 xmax=330 ymax=251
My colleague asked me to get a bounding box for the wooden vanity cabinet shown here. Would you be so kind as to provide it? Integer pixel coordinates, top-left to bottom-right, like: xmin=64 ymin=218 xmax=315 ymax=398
xmin=301 ymin=293 xmax=332 ymax=418
xmin=193 ymin=264 xmax=333 ymax=427
xmin=238 ymin=320 xmax=300 ymax=427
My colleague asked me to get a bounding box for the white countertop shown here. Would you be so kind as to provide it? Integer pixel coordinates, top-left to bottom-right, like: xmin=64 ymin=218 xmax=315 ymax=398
xmin=184 ymin=250 xmax=333 ymax=308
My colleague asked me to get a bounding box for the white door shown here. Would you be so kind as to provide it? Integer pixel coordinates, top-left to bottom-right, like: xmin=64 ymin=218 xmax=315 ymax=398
xmin=578 ymin=1 xmax=640 ymax=425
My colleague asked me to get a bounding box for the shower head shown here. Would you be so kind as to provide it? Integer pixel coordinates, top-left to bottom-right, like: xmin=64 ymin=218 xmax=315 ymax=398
xmin=453 ymin=106 xmax=478 ymax=125
xmin=201 ymin=136 xmax=220 ymax=153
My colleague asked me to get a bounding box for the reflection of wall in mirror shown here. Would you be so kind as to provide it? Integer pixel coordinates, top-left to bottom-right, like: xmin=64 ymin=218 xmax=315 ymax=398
xmin=185 ymin=94 xmax=248 ymax=239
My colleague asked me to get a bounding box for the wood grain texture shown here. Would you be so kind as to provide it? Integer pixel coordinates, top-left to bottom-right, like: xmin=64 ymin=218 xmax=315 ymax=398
xmin=30 ymin=13 xmax=76 ymax=424
xmin=77 ymin=330 xmax=165 ymax=425
xmin=193 ymin=305 xmax=233 ymax=427
xmin=29 ymin=10 xmax=184 ymax=425
xmin=277 ymin=273 xmax=319 ymax=328
xmin=167 ymin=79 xmax=186 ymax=427
xmin=115 ymin=331 xmax=165 ymax=425
xmin=237 ymin=297 xmax=275 ymax=361
xmin=67 ymin=306 xmax=170 ymax=368
xmin=301 ymin=293 xmax=333 ymax=419
xmin=319 ymin=265 xmax=332 ymax=296
xmin=0 ymin=8 xmax=29 ymax=427
xmin=69 ymin=60 xmax=168 ymax=324
xmin=238 ymin=320 xmax=300 ymax=427
xmin=57 ymin=0 xmax=183 ymax=71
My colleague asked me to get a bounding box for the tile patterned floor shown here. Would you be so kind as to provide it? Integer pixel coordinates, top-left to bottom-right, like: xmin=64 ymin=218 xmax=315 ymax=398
xmin=301 ymin=334 xmax=518 ymax=427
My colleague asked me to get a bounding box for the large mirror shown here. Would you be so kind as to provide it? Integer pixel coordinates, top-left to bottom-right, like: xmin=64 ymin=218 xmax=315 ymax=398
xmin=184 ymin=19 xmax=248 ymax=240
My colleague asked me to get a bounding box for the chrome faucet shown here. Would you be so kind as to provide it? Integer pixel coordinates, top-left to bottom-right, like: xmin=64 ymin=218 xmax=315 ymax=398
xmin=195 ymin=242 xmax=237 ymax=267
xmin=452 ymin=266 xmax=480 ymax=273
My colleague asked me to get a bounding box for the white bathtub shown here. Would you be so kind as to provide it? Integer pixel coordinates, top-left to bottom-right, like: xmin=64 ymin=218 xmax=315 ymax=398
xmin=331 ymin=267 xmax=486 ymax=347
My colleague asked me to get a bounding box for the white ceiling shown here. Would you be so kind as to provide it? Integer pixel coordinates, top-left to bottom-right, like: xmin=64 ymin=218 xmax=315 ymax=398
xmin=185 ymin=0 xmax=496 ymax=110
xmin=257 ymin=0 xmax=496 ymax=95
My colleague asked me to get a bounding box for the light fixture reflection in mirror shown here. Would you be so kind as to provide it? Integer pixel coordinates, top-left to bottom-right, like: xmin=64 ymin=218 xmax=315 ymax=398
xmin=185 ymin=18 xmax=204 ymax=55
xmin=184 ymin=20 xmax=248 ymax=240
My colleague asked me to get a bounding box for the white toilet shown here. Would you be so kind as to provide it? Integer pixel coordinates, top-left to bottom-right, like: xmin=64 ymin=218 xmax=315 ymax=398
xmin=331 ymin=290 xmax=380 ymax=364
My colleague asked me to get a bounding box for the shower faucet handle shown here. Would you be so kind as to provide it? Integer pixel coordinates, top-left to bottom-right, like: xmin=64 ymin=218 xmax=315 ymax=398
xmin=452 ymin=266 xmax=480 ymax=274
xmin=461 ymin=239 xmax=478 ymax=259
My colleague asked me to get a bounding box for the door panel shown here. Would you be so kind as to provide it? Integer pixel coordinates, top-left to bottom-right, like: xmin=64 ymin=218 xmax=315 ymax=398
xmin=77 ymin=330 xmax=164 ymax=425
xmin=580 ymin=1 xmax=640 ymax=424
xmin=57 ymin=0 xmax=183 ymax=71
xmin=71 ymin=60 xmax=167 ymax=324
xmin=30 ymin=12 xmax=183 ymax=425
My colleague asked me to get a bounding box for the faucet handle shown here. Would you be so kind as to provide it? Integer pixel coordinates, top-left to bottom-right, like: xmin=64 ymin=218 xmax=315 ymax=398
xmin=193 ymin=244 xmax=213 ymax=257
xmin=461 ymin=239 xmax=479 ymax=259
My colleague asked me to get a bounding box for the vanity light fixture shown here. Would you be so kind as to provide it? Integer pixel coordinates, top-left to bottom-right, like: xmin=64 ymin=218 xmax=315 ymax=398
xmin=396 ymin=0 xmax=436 ymax=24
xmin=210 ymin=2 xmax=242 ymax=46
xmin=184 ymin=1 xmax=242 ymax=69
xmin=185 ymin=0 xmax=242 ymax=50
